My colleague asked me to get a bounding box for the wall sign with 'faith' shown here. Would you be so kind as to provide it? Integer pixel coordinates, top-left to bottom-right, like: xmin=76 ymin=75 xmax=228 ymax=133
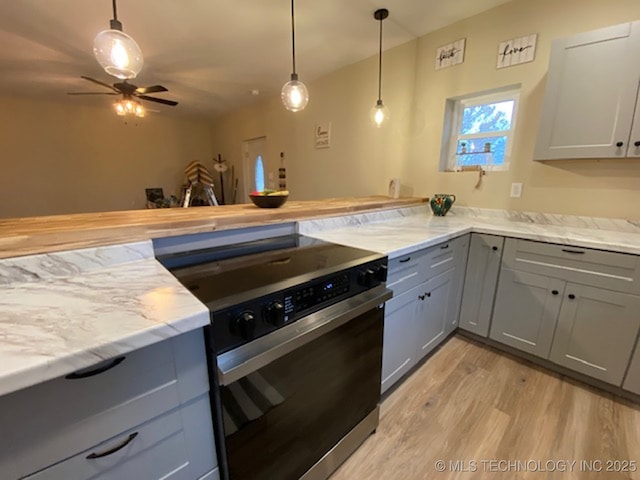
xmin=435 ymin=38 xmax=466 ymax=70
xmin=496 ymin=34 xmax=537 ymax=69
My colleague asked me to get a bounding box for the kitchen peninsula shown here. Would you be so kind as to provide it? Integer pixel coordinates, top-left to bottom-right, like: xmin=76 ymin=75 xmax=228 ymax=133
xmin=1 ymin=196 xmax=640 ymax=480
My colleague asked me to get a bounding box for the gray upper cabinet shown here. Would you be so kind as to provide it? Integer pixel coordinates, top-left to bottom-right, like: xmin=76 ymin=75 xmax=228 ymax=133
xmin=549 ymin=284 xmax=640 ymax=385
xmin=624 ymin=341 xmax=640 ymax=395
xmin=534 ymin=21 xmax=640 ymax=160
xmin=459 ymin=234 xmax=504 ymax=337
xmin=490 ymin=268 xmax=564 ymax=358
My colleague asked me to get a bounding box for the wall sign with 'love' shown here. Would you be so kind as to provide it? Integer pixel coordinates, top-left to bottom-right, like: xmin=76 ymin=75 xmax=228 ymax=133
xmin=496 ymin=34 xmax=538 ymax=69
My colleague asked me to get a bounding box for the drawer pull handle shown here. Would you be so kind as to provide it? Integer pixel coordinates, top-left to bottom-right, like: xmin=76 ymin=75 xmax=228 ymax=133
xmin=635 ymin=141 xmax=640 ymax=147
xmin=492 ymin=246 xmax=498 ymax=251
xmin=552 ymin=290 xmax=559 ymax=295
xmin=568 ymin=294 xmax=576 ymax=300
xmin=65 ymin=356 xmax=126 ymax=380
xmin=616 ymin=141 xmax=624 ymax=148
xmin=398 ymin=257 xmax=411 ymax=263
xmin=86 ymin=432 xmax=139 ymax=459
xmin=561 ymin=249 xmax=585 ymax=255
xmin=440 ymin=244 xmax=449 ymax=250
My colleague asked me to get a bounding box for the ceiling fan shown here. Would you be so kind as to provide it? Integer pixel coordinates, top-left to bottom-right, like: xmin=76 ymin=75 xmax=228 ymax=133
xmin=68 ymin=76 xmax=178 ymax=117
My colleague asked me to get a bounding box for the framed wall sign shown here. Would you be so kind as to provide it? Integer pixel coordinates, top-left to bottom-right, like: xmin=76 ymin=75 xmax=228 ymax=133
xmin=496 ymin=34 xmax=537 ymax=69
xmin=315 ymin=122 xmax=331 ymax=149
xmin=435 ymin=38 xmax=466 ymax=70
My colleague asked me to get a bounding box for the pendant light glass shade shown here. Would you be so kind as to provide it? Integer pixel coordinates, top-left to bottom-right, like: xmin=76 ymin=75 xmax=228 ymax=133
xmin=281 ymin=73 xmax=309 ymax=112
xmin=93 ymin=0 xmax=143 ymax=80
xmin=93 ymin=29 xmax=143 ymax=79
xmin=372 ymin=8 xmax=389 ymax=127
xmin=370 ymin=99 xmax=390 ymax=128
xmin=282 ymin=0 xmax=308 ymax=112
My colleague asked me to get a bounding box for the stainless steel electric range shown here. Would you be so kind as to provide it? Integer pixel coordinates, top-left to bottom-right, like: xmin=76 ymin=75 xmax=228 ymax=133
xmin=160 ymin=234 xmax=391 ymax=480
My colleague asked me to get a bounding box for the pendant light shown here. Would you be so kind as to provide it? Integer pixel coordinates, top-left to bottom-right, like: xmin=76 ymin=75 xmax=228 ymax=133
xmin=93 ymin=0 xmax=143 ymax=80
xmin=371 ymin=8 xmax=389 ymax=128
xmin=281 ymin=0 xmax=309 ymax=112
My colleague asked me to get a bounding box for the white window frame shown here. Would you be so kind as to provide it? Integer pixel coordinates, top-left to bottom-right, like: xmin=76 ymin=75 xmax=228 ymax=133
xmin=441 ymin=88 xmax=520 ymax=172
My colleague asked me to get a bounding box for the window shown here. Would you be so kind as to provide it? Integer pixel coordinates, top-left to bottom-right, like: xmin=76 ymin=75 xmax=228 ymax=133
xmin=441 ymin=88 xmax=520 ymax=171
xmin=255 ymin=155 xmax=265 ymax=192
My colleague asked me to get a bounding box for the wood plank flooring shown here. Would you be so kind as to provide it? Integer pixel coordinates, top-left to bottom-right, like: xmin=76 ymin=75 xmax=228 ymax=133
xmin=331 ymin=335 xmax=640 ymax=480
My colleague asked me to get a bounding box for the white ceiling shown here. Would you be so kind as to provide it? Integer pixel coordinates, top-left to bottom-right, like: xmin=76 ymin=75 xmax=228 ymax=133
xmin=0 ymin=0 xmax=512 ymax=119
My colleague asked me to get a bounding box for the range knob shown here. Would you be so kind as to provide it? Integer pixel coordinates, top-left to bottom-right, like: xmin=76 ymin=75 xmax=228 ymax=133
xmin=358 ymin=268 xmax=375 ymax=287
xmin=374 ymin=264 xmax=388 ymax=282
xmin=232 ymin=312 xmax=256 ymax=340
xmin=264 ymin=301 xmax=285 ymax=327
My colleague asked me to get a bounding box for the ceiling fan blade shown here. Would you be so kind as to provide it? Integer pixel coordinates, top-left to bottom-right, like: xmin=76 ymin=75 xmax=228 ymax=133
xmin=138 ymin=95 xmax=178 ymax=106
xmin=80 ymin=76 xmax=119 ymax=93
xmin=135 ymin=85 xmax=168 ymax=94
xmin=67 ymin=92 xmax=119 ymax=95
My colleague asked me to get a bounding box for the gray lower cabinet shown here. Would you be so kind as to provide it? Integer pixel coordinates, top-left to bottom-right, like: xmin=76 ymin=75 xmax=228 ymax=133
xmin=459 ymin=234 xmax=504 ymax=336
xmin=381 ymin=285 xmax=420 ymax=394
xmin=415 ymin=269 xmax=454 ymax=359
xmin=624 ymin=342 xmax=640 ymax=395
xmin=490 ymin=268 xmax=564 ymax=358
xmin=549 ymin=284 xmax=640 ymax=385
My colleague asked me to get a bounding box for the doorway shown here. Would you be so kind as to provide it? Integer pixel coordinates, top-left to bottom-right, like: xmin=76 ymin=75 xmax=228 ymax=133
xmin=242 ymin=137 xmax=267 ymax=201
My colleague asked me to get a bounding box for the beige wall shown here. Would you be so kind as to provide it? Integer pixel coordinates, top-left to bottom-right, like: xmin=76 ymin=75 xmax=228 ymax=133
xmin=0 ymin=96 xmax=213 ymax=218
xmin=211 ymin=0 xmax=640 ymax=219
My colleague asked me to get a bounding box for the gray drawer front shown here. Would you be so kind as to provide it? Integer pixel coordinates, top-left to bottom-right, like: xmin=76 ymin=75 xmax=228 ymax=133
xmin=419 ymin=238 xmax=459 ymax=282
xmin=387 ymin=251 xmax=425 ymax=296
xmin=502 ymin=238 xmax=640 ymax=293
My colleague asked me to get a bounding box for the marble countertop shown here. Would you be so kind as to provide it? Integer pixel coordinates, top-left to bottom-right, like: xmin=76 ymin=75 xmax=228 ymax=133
xmin=2 ymin=203 xmax=639 ymax=399
xmin=0 ymin=241 xmax=209 ymax=397
xmin=301 ymin=208 xmax=640 ymax=258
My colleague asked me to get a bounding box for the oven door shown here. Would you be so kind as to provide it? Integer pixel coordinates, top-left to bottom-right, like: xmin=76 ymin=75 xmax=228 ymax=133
xmin=214 ymin=285 xmax=392 ymax=480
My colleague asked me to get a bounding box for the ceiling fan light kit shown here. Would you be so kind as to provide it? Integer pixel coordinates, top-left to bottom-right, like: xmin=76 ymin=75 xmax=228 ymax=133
xmin=281 ymin=0 xmax=309 ymax=112
xmin=114 ymin=97 xmax=145 ymax=118
xmin=93 ymin=0 xmax=143 ymax=80
xmin=371 ymin=8 xmax=390 ymax=128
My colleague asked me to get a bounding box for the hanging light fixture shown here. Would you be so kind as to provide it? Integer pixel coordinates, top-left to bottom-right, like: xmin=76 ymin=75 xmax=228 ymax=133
xmin=281 ymin=0 xmax=309 ymax=112
xmin=114 ymin=95 xmax=146 ymax=118
xmin=371 ymin=8 xmax=390 ymax=128
xmin=93 ymin=0 xmax=144 ymax=80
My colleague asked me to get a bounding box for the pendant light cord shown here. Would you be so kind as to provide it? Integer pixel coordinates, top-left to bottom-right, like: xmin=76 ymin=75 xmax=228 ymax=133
xmin=291 ymin=0 xmax=297 ymax=75
xmin=112 ymin=0 xmax=118 ymax=21
xmin=377 ymin=15 xmax=383 ymax=102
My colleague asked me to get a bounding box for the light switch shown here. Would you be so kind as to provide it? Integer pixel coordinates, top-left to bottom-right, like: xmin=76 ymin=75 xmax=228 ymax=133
xmin=510 ymin=182 xmax=523 ymax=198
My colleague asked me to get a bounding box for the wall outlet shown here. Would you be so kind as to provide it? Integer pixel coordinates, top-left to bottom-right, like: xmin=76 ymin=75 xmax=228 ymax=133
xmin=510 ymin=182 xmax=523 ymax=198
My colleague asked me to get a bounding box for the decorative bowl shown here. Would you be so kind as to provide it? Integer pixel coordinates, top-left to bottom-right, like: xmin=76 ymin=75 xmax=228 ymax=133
xmin=249 ymin=193 xmax=288 ymax=208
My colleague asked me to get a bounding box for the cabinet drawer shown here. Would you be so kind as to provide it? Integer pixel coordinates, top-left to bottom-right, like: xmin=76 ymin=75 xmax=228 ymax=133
xmin=24 ymin=407 xmax=192 ymax=480
xmin=387 ymin=250 xmax=425 ymax=295
xmin=419 ymin=237 xmax=460 ymax=282
xmin=1 ymin=330 xmax=209 ymax=479
xmin=502 ymin=238 xmax=640 ymax=294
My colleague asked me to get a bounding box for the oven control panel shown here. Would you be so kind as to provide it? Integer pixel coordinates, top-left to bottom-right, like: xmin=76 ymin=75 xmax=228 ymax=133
xmin=211 ymin=258 xmax=388 ymax=354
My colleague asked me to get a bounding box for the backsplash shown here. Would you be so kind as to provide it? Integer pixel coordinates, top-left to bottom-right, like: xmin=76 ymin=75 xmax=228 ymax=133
xmin=297 ymin=205 xmax=427 ymax=234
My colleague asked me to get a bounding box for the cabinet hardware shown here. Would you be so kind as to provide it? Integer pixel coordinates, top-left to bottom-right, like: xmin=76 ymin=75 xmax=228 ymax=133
xmin=492 ymin=246 xmax=498 ymax=251
xmin=426 ymin=292 xmax=431 ymax=297
xmin=440 ymin=244 xmax=449 ymax=250
xmin=616 ymin=141 xmax=624 ymax=147
xmin=561 ymin=249 xmax=585 ymax=255
xmin=635 ymin=141 xmax=640 ymax=147
xmin=552 ymin=290 xmax=559 ymax=295
xmin=418 ymin=294 xmax=425 ymax=301
xmin=65 ymin=356 xmax=126 ymax=380
xmin=86 ymin=432 xmax=139 ymax=459
xmin=398 ymin=257 xmax=411 ymax=263
xmin=568 ymin=294 xmax=576 ymax=300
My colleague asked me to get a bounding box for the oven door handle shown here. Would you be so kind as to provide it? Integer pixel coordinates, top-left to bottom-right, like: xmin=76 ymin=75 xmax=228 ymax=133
xmin=216 ymin=284 xmax=392 ymax=386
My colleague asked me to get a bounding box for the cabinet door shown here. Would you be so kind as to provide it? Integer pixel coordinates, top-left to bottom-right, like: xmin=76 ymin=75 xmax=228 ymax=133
xmin=381 ymin=286 xmax=420 ymax=394
xmin=459 ymin=234 xmax=504 ymax=337
xmin=623 ymin=341 xmax=640 ymax=395
xmin=534 ymin=21 xmax=640 ymax=160
xmin=445 ymin=234 xmax=470 ymax=336
xmin=415 ymin=270 xmax=454 ymax=360
xmin=627 ymin=92 xmax=640 ymax=158
xmin=490 ymin=269 xmax=564 ymax=358
xmin=549 ymin=284 xmax=640 ymax=385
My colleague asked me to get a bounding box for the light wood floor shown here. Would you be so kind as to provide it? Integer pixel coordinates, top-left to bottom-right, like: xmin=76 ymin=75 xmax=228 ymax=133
xmin=331 ymin=335 xmax=640 ymax=480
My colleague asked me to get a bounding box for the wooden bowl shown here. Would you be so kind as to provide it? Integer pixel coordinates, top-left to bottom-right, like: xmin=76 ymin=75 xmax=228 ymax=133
xmin=249 ymin=194 xmax=288 ymax=208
